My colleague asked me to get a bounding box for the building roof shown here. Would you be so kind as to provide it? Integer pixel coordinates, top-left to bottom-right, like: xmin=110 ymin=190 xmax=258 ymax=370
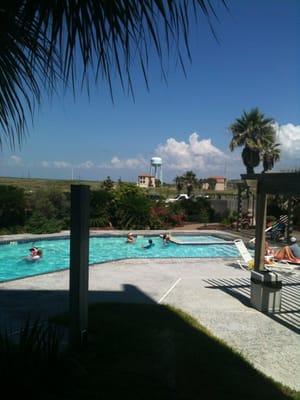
xmin=208 ymin=176 xmax=226 ymax=182
xmin=138 ymin=173 xmax=155 ymax=178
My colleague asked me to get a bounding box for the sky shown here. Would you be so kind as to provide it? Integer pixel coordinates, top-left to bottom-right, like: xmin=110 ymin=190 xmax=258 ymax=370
xmin=1 ymin=0 xmax=300 ymax=183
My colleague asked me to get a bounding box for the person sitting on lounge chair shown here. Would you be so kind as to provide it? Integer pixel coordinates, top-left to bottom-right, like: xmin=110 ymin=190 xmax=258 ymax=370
xmin=268 ymin=221 xmax=286 ymax=242
xmin=264 ymin=241 xmax=275 ymax=264
xmin=274 ymin=237 xmax=300 ymax=264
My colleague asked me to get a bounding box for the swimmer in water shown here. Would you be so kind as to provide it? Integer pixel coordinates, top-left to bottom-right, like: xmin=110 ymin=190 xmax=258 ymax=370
xmin=25 ymin=247 xmax=43 ymax=261
xmin=142 ymin=239 xmax=154 ymax=249
xmin=126 ymin=232 xmax=135 ymax=244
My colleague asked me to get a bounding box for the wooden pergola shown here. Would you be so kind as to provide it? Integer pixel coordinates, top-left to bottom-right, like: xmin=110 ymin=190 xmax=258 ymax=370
xmin=241 ymin=172 xmax=300 ymax=272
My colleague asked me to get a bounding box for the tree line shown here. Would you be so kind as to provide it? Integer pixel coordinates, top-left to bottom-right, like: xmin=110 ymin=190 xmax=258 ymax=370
xmin=0 ymin=180 xmax=216 ymax=234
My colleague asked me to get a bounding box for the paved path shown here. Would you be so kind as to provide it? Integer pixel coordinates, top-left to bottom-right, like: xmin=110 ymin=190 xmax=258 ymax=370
xmin=0 ymin=257 xmax=299 ymax=391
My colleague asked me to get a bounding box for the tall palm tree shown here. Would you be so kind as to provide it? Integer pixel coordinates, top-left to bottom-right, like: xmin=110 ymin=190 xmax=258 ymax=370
xmin=174 ymin=176 xmax=185 ymax=194
xmin=182 ymin=170 xmax=197 ymax=196
xmin=229 ymin=107 xmax=279 ymax=174
xmin=0 ymin=1 xmax=226 ymax=149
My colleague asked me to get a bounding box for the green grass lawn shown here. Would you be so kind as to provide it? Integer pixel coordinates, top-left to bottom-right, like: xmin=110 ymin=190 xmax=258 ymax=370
xmin=48 ymin=303 xmax=298 ymax=400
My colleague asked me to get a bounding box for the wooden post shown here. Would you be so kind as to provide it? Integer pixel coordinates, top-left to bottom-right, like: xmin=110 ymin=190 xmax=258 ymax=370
xmin=254 ymin=181 xmax=267 ymax=271
xmin=287 ymin=197 xmax=295 ymax=243
xmin=69 ymin=185 xmax=90 ymax=346
xmin=237 ymin=184 xmax=243 ymax=232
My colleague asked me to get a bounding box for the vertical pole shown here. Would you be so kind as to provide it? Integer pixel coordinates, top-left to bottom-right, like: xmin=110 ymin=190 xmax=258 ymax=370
xmin=69 ymin=185 xmax=90 ymax=346
xmin=254 ymin=181 xmax=267 ymax=272
xmin=287 ymin=197 xmax=295 ymax=243
xmin=252 ymin=193 xmax=256 ymax=226
xmin=237 ymin=184 xmax=242 ymax=232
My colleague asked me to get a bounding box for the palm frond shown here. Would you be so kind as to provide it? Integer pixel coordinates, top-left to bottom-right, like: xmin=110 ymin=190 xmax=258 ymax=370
xmin=0 ymin=0 xmax=227 ymax=148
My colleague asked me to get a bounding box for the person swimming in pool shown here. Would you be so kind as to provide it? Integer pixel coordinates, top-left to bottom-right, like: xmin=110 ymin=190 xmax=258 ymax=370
xmin=26 ymin=247 xmax=43 ymax=261
xmin=142 ymin=239 xmax=154 ymax=249
xmin=162 ymin=233 xmax=171 ymax=245
xmin=126 ymin=232 xmax=135 ymax=244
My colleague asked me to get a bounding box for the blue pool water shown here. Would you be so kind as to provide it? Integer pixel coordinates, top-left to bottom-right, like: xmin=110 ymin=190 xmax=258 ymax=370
xmin=0 ymin=235 xmax=238 ymax=282
xmin=172 ymin=235 xmax=229 ymax=244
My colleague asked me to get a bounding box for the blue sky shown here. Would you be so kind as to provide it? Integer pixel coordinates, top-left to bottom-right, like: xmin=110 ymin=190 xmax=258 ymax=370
xmin=1 ymin=0 xmax=300 ymax=182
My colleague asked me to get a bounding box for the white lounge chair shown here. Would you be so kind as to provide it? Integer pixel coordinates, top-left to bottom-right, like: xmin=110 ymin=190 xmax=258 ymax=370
xmin=234 ymin=239 xmax=254 ymax=270
xmin=234 ymin=239 xmax=278 ymax=271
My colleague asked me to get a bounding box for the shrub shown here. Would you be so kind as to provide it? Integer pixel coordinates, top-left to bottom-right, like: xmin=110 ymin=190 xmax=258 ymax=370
xmin=0 ymin=185 xmax=26 ymax=228
xmin=114 ymin=192 xmax=152 ymax=229
xmin=178 ymin=198 xmax=214 ymax=223
xmin=26 ymin=212 xmax=64 ymax=234
xmin=90 ymin=189 xmax=114 ymax=227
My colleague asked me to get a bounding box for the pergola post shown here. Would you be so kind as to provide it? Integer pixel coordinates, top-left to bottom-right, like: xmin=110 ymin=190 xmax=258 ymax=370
xmin=242 ymin=172 xmax=300 ymax=313
xmin=287 ymin=197 xmax=295 ymax=242
xmin=237 ymin=184 xmax=243 ymax=232
xmin=253 ymin=181 xmax=267 ymax=272
xmin=69 ymin=185 xmax=90 ymax=347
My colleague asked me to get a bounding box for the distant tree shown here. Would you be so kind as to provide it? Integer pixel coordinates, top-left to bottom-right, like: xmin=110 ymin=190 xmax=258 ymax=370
xmin=155 ymin=179 xmax=161 ymax=187
xmin=206 ymin=178 xmax=217 ymax=191
xmin=229 ymin=108 xmax=280 ymax=174
xmin=174 ymin=176 xmax=185 ymax=193
xmin=102 ymin=176 xmax=114 ymax=192
xmin=198 ymin=178 xmax=206 ymax=190
xmin=182 ymin=171 xmax=197 ymax=195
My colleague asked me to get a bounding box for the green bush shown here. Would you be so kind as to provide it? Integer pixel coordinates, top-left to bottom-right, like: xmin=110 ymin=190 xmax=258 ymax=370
xmin=24 ymin=190 xmax=70 ymax=233
xmin=90 ymin=189 xmax=114 ymax=227
xmin=0 ymin=185 xmax=26 ymax=228
xmin=114 ymin=193 xmax=152 ymax=229
xmin=178 ymin=198 xmax=214 ymax=223
xmin=25 ymin=212 xmax=64 ymax=234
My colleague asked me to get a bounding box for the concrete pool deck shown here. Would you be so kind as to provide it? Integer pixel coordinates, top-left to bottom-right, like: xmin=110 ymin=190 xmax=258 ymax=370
xmin=0 ymin=251 xmax=299 ymax=391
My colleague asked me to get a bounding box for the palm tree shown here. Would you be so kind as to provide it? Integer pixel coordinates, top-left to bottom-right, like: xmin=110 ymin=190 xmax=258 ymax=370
xmin=262 ymin=142 xmax=281 ymax=172
xmin=0 ymin=1 xmax=226 ymax=149
xmin=229 ymin=108 xmax=279 ymax=174
xmin=182 ymin=170 xmax=197 ymax=196
xmin=174 ymin=176 xmax=185 ymax=194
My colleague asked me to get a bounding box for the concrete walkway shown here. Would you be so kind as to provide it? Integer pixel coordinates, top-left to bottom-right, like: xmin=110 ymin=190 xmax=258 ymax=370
xmin=0 ymin=256 xmax=299 ymax=391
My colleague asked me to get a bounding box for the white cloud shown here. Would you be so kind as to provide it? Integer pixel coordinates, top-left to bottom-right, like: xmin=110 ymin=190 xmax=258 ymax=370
xmin=41 ymin=161 xmax=50 ymax=167
xmin=155 ymin=132 xmax=228 ymax=171
xmin=275 ymin=123 xmax=300 ymax=156
xmin=79 ymin=160 xmax=95 ymax=169
xmin=10 ymin=155 xmax=23 ymax=165
xmin=102 ymin=156 xmax=147 ymax=169
xmin=53 ymin=161 xmax=72 ymax=168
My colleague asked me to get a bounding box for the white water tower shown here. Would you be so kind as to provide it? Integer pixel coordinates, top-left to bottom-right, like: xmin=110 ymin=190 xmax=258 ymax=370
xmin=150 ymin=157 xmax=163 ymax=185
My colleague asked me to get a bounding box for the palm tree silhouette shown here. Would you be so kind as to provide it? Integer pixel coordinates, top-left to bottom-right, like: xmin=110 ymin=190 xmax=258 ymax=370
xmin=229 ymin=108 xmax=280 ymax=174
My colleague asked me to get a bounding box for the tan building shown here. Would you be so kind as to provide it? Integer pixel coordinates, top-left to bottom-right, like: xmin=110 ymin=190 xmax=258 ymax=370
xmin=202 ymin=176 xmax=227 ymax=191
xmin=137 ymin=173 xmax=156 ymax=188
xmin=212 ymin=176 xmax=227 ymax=191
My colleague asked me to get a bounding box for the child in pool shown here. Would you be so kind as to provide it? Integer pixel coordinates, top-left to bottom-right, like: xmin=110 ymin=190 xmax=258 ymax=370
xmin=142 ymin=239 xmax=154 ymax=249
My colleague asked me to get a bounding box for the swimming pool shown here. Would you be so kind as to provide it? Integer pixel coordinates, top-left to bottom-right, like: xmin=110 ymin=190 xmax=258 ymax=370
xmin=0 ymin=234 xmax=239 ymax=282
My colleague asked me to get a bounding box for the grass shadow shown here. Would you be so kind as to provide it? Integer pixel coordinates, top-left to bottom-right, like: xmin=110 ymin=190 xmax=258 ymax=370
xmin=50 ymin=302 xmax=298 ymax=400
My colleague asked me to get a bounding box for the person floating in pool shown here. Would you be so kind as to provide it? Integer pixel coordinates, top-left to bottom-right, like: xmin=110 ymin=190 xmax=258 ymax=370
xmin=26 ymin=247 xmax=43 ymax=261
xmin=162 ymin=233 xmax=171 ymax=245
xmin=142 ymin=239 xmax=154 ymax=249
xmin=126 ymin=232 xmax=135 ymax=244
